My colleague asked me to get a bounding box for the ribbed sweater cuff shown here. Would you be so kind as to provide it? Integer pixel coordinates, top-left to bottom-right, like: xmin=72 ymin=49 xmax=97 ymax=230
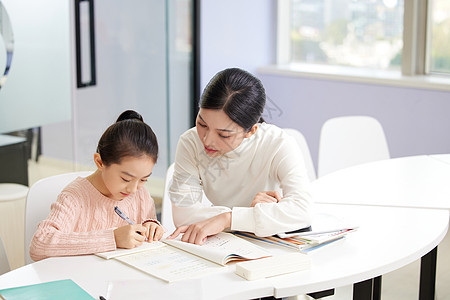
xmin=103 ymin=229 xmax=117 ymax=251
xmin=231 ymin=207 xmax=255 ymax=233
xmin=142 ymin=219 xmax=162 ymax=226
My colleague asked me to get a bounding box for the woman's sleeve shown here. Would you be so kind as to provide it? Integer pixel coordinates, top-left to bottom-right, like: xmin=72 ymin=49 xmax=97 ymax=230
xmin=29 ymin=194 xmax=116 ymax=262
xmin=169 ymin=135 xmax=231 ymax=227
xmin=231 ymin=136 xmax=313 ymax=237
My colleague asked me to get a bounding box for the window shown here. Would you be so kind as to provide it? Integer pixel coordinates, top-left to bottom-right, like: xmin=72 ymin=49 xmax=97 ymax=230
xmin=278 ymin=0 xmax=450 ymax=76
xmin=288 ymin=0 xmax=403 ymax=70
xmin=429 ymin=0 xmax=450 ymax=74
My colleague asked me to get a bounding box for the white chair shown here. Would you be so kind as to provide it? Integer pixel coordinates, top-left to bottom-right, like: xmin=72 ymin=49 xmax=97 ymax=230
xmin=161 ymin=164 xmax=176 ymax=234
xmin=24 ymin=171 xmax=93 ymax=264
xmin=161 ymin=164 xmax=212 ymax=234
xmin=284 ymin=128 xmax=316 ymax=181
xmin=0 ymin=237 xmax=10 ymax=275
xmin=318 ymin=116 xmax=390 ymax=177
xmin=0 ymin=183 xmax=28 ymax=270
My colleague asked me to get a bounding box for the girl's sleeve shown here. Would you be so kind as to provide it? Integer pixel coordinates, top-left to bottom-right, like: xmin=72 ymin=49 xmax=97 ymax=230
xmin=231 ymin=136 xmax=313 ymax=237
xmin=169 ymin=135 xmax=231 ymax=227
xmin=139 ymin=188 xmax=161 ymax=225
xmin=29 ymin=194 xmax=116 ymax=262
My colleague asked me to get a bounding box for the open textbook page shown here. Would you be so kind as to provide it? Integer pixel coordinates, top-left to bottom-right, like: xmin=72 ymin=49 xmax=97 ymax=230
xmin=115 ymin=245 xmax=224 ymax=283
xmin=164 ymin=232 xmax=271 ymax=266
xmin=106 ymin=232 xmax=271 ymax=283
xmin=96 ymin=241 xmax=165 ymax=259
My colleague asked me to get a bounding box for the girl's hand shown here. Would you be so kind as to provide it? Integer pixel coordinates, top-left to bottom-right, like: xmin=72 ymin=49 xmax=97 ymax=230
xmin=143 ymin=221 xmax=164 ymax=242
xmin=113 ymin=224 xmax=147 ymax=249
xmin=251 ymin=191 xmax=282 ymax=207
xmin=167 ymin=212 xmax=232 ymax=245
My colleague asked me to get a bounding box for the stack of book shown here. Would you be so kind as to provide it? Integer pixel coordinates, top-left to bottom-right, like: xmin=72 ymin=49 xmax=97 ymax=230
xmin=234 ymin=228 xmax=356 ymax=253
xmin=233 ymin=212 xmax=358 ymax=253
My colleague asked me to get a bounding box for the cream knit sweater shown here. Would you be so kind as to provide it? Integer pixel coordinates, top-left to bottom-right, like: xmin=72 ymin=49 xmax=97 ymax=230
xmin=169 ymin=123 xmax=313 ymax=237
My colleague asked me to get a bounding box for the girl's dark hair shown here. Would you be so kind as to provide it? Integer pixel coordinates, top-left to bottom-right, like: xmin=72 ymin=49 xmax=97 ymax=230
xmin=200 ymin=68 xmax=266 ymax=132
xmin=97 ymin=110 xmax=158 ymax=165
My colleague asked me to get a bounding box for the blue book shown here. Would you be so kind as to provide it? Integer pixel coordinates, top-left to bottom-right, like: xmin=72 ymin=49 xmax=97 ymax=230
xmin=0 ymin=279 xmax=95 ymax=300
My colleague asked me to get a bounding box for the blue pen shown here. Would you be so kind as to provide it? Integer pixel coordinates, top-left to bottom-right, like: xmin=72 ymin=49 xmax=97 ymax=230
xmin=114 ymin=206 xmax=135 ymax=225
xmin=114 ymin=206 xmax=147 ymax=240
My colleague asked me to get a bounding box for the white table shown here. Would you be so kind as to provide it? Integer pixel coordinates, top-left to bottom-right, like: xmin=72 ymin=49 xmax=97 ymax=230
xmin=311 ymin=155 xmax=450 ymax=210
xmin=310 ymin=155 xmax=450 ymax=299
xmin=0 ymin=204 xmax=447 ymax=300
xmin=430 ymin=154 xmax=450 ymax=165
xmin=0 ymin=251 xmax=274 ymax=299
xmin=271 ymin=204 xmax=448 ymax=299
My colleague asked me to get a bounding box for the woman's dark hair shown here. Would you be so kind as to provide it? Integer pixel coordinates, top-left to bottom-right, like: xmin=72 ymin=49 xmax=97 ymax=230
xmin=200 ymin=68 xmax=266 ymax=132
xmin=96 ymin=110 xmax=158 ymax=165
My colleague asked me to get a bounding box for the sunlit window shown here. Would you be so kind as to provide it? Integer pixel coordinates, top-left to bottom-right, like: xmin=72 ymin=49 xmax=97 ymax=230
xmin=289 ymin=0 xmax=404 ymax=70
xmin=429 ymin=0 xmax=450 ymax=74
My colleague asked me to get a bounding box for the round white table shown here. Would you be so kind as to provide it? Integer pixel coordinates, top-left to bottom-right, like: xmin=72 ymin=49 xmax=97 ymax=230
xmin=430 ymin=153 xmax=450 ymax=165
xmin=0 ymin=203 xmax=447 ymax=300
xmin=271 ymin=204 xmax=448 ymax=299
xmin=311 ymin=155 xmax=450 ymax=209
xmin=310 ymin=155 xmax=450 ymax=300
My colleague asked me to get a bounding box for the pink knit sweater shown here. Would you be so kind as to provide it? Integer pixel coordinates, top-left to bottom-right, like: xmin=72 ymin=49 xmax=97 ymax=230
xmin=30 ymin=177 xmax=157 ymax=261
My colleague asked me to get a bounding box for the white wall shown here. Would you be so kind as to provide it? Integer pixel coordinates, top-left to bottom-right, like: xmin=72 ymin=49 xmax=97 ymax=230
xmin=200 ymin=0 xmax=276 ymax=90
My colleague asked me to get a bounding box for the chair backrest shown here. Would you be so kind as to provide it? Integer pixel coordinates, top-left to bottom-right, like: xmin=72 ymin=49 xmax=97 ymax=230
xmin=318 ymin=116 xmax=390 ymax=177
xmin=24 ymin=171 xmax=93 ymax=264
xmin=161 ymin=164 xmax=176 ymax=234
xmin=161 ymin=164 xmax=212 ymax=234
xmin=0 ymin=236 xmax=10 ymax=275
xmin=284 ymin=128 xmax=316 ymax=181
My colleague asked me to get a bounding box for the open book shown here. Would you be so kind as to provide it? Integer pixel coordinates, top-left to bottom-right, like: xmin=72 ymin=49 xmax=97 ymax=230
xmin=163 ymin=232 xmax=271 ymax=265
xmin=96 ymin=232 xmax=271 ymax=283
xmin=96 ymin=241 xmax=166 ymax=259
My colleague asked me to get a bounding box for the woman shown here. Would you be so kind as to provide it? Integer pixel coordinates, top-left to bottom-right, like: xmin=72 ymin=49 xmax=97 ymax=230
xmin=168 ymin=68 xmax=312 ymax=245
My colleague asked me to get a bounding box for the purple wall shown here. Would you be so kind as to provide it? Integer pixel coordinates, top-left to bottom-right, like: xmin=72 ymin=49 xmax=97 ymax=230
xmin=258 ymin=73 xmax=450 ymax=167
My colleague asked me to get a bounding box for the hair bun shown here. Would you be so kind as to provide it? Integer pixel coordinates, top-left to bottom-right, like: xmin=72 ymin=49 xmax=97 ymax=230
xmin=116 ymin=110 xmax=144 ymax=123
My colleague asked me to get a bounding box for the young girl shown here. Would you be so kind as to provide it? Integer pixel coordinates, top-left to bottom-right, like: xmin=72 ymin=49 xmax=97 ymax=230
xmin=30 ymin=110 xmax=164 ymax=261
xmin=168 ymin=68 xmax=312 ymax=245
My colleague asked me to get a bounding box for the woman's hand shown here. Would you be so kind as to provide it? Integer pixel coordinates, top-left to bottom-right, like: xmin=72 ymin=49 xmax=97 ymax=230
xmin=167 ymin=212 xmax=232 ymax=245
xmin=113 ymin=224 xmax=147 ymax=249
xmin=143 ymin=221 xmax=165 ymax=242
xmin=251 ymin=191 xmax=282 ymax=207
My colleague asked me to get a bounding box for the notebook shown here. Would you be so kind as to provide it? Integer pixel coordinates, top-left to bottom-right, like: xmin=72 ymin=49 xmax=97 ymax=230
xmin=0 ymin=279 xmax=94 ymax=300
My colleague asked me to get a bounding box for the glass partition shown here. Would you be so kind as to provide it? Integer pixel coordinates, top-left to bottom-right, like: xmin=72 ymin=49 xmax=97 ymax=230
xmin=39 ymin=0 xmax=194 ymax=180
xmin=0 ymin=0 xmax=72 ymax=133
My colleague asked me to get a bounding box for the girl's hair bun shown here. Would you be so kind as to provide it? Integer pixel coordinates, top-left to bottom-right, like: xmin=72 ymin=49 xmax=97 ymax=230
xmin=116 ymin=110 xmax=144 ymax=123
xmin=97 ymin=109 xmax=158 ymax=165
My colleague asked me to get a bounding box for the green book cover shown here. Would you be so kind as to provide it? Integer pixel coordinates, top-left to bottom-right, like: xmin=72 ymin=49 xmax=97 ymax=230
xmin=0 ymin=279 xmax=95 ymax=300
